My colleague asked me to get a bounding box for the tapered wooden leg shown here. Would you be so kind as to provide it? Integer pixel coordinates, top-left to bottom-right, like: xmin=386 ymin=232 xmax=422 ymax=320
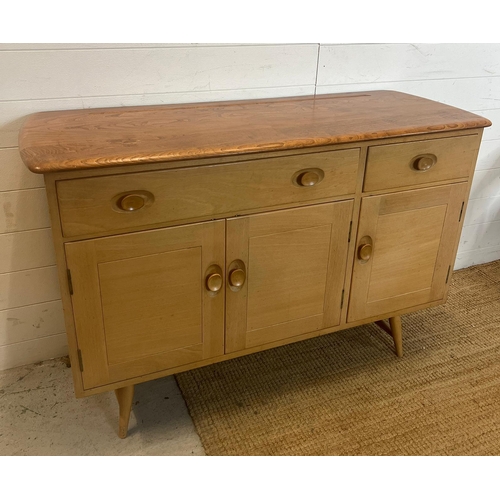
xmin=375 ymin=316 xmax=403 ymax=357
xmin=389 ymin=316 xmax=403 ymax=358
xmin=115 ymin=385 xmax=135 ymax=439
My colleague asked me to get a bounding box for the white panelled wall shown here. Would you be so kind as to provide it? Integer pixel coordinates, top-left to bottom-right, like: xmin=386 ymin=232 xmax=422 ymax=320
xmin=0 ymin=43 xmax=498 ymax=370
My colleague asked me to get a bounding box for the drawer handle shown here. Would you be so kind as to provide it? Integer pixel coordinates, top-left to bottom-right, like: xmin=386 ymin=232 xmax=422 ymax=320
xmin=229 ymin=268 xmax=246 ymax=288
xmin=412 ymin=154 xmax=437 ymax=172
xmin=116 ymin=192 xmax=154 ymax=212
xmin=119 ymin=194 xmax=145 ymax=211
xmin=297 ymin=170 xmax=321 ymax=187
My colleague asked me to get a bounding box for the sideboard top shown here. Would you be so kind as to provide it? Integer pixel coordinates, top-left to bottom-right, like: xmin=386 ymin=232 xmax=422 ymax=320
xmin=18 ymin=90 xmax=491 ymax=173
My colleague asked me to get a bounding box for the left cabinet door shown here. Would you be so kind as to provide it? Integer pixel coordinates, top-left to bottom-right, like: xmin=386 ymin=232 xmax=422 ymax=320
xmin=65 ymin=221 xmax=225 ymax=390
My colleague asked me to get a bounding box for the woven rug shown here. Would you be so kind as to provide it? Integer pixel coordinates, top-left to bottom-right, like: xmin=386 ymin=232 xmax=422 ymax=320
xmin=175 ymin=261 xmax=500 ymax=455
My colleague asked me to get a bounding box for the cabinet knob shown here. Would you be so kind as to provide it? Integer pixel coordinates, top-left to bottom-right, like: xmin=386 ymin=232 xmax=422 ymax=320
xmin=229 ymin=268 xmax=246 ymax=288
xmin=297 ymin=170 xmax=321 ymax=187
xmin=118 ymin=194 xmax=146 ymax=211
xmin=206 ymin=273 xmax=223 ymax=293
xmin=412 ymin=154 xmax=436 ymax=171
xmin=358 ymin=243 xmax=373 ymax=261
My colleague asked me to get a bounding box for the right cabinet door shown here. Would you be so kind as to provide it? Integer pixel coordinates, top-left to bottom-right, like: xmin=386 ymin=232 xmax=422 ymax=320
xmin=348 ymin=183 xmax=467 ymax=323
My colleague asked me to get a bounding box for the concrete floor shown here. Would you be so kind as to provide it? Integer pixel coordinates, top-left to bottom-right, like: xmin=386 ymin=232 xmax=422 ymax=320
xmin=0 ymin=357 xmax=205 ymax=455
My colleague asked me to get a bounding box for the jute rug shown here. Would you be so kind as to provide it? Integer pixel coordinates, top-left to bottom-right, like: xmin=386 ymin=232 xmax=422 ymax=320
xmin=175 ymin=261 xmax=500 ymax=455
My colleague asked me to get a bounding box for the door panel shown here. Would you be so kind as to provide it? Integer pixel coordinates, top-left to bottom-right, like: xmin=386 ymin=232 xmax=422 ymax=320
xmin=99 ymin=248 xmax=203 ymax=365
xmin=65 ymin=220 xmax=225 ymax=389
xmin=226 ymin=201 xmax=354 ymax=352
xmin=348 ymin=183 xmax=467 ymax=322
xmin=247 ymin=224 xmax=332 ymax=331
xmin=367 ymin=205 xmax=446 ymax=302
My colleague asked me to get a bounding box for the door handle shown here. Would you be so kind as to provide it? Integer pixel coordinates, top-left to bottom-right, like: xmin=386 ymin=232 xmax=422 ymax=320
xmin=228 ymin=260 xmax=246 ymax=291
xmin=357 ymin=236 xmax=374 ymax=263
xmin=358 ymin=243 xmax=373 ymax=261
xmin=205 ymin=264 xmax=223 ymax=295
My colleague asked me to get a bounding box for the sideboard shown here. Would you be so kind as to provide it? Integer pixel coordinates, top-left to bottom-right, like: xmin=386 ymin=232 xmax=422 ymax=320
xmin=18 ymin=91 xmax=491 ymax=438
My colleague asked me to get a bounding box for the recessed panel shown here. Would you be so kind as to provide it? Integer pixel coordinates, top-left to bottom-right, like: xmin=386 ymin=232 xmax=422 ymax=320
xmin=247 ymin=225 xmax=331 ymax=331
xmin=98 ymin=247 xmax=202 ymax=365
xmin=367 ymin=205 xmax=447 ymax=303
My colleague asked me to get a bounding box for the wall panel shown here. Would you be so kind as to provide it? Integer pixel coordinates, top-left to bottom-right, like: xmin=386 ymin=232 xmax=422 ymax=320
xmin=0 ymin=300 xmax=64 ymax=347
xmin=0 ymin=266 xmax=60 ymax=311
xmin=0 ymin=333 xmax=67 ymax=371
xmin=0 ymin=229 xmax=56 ymax=274
xmin=317 ymin=44 xmax=500 ymax=85
xmin=0 ymin=148 xmax=44 ymax=190
xmin=0 ymin=189 xmax=51 ymax=234
xmin=475 ymin=140 xmax=500 ymax=171
xmin=0 ymin=45 xmax=318 ymax=101
xmin=316 ymin=78 xmax=500 ymax=111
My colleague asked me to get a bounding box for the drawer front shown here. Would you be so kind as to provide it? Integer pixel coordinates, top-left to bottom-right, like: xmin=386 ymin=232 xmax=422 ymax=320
xmin=364 ymin=134 xmax=481 ymax=192
xmin=57 ymin=149 xmax=360 ymax=237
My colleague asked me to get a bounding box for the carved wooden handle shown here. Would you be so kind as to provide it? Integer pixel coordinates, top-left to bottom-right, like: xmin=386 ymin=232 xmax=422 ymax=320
xmin=117 ymin=191 xmax=154 ymax=211
xmin=358 ymin=243 xmax=373 ymax=261
xmin=206 ymin=272 xmax=223 ymax=292
xmin=227 ymin=260 xmax=246 ymax=291
xmin=229 ymin=268 xmax=246 ymax=288
xmin=205 ymin=264 xmax=223 ymax=294
xmin=119 ymin=194 xmax=145 ymax=211
xmin=412 ymin=154 xmax=437 ymax=171
xmin=297 ymin=170 xmax=322 ymax=187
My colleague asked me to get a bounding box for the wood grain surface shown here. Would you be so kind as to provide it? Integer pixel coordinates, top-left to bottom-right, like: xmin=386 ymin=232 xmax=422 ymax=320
xmin=56 ymin=149 xmax=359 ymax=237
xmin=348 ymin=183 xmax=468 ymax=322
xmin=19 ymin=91 xmax=491 ymax=173
xmin=363 ymin=134 xmax=481 ymax=192
xmin=225 ymin=201 xmax=353 ymax=353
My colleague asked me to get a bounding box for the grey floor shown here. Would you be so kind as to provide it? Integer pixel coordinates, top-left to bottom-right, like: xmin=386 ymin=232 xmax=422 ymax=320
xmin=0 ymin=358 xmax=205 ymax=455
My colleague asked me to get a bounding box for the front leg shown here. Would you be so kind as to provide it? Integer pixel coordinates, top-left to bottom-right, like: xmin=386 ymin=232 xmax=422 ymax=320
xmin=389 ymin=316 xmax=403 ymax=357
xmin=375 ymin=316 xmax=403 ymax=357
xmin=115 ymin=385 xmax=135 ymax=439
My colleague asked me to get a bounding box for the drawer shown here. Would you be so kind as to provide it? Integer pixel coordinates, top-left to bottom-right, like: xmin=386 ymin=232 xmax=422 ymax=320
xmin=363 ymin=134 xmax=481 ymax=192
xmin=57 ymin=149 xmax=360 ymax=237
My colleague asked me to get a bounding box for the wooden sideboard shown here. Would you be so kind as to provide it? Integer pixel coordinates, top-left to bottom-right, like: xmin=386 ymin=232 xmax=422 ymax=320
xmin=18 ymin=91 xmax=491 ymax=438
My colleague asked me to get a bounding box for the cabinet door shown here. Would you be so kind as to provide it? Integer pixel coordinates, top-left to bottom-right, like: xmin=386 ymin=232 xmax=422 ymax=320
xmin=347 ymin=183 xmax=467 ymax=323
xmin=226 ymin=201 xmax=354 ymax=353
xmin=65 ymin=221 xmax=225 ymax=389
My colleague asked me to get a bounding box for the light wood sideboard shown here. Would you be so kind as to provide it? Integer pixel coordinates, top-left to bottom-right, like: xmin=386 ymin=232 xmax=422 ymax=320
xmin=18 ymin=91 xmax=491 ymax=438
